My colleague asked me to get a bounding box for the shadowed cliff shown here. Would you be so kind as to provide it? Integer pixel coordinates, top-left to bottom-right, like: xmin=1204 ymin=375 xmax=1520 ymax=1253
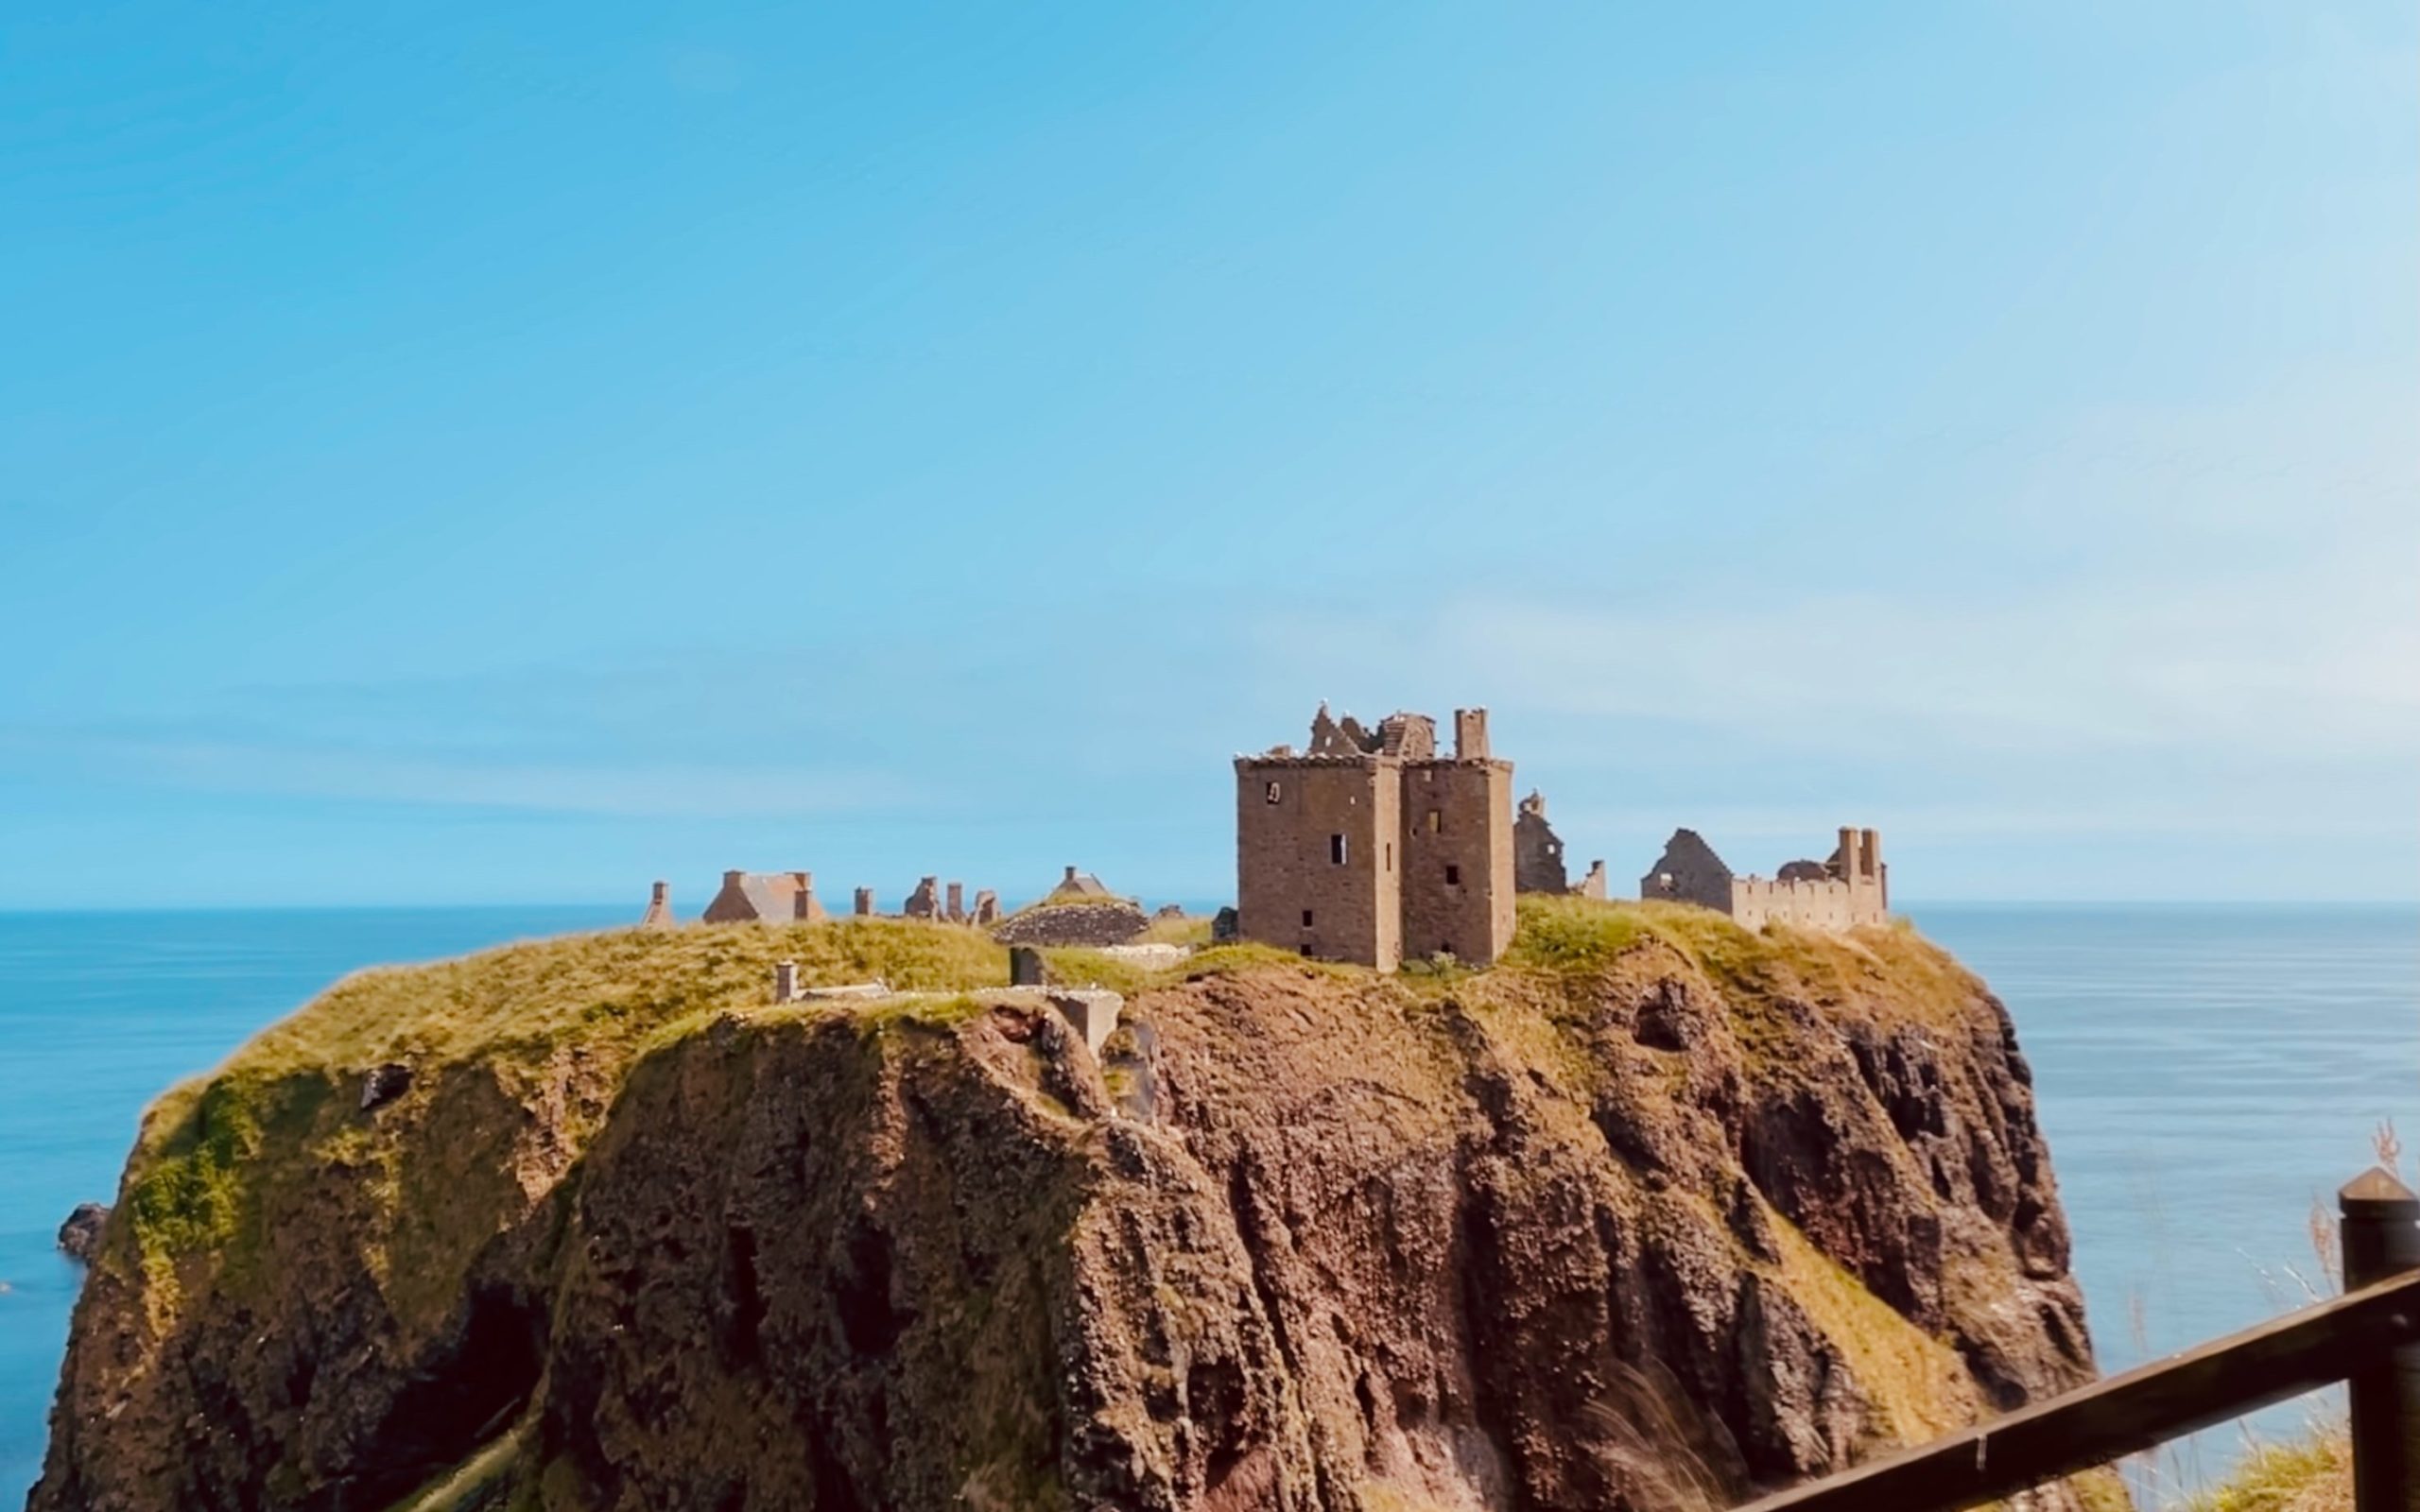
xmin=29 ymin=902 xmax=2126 ymax=1512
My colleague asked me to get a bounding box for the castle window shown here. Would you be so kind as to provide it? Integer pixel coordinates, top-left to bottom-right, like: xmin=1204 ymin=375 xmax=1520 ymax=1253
xmin=1444 ymin=864 xmax=1461 ymax=885
xmin=1302 ymin=909 xmax=1315 ymax=928
xmin=1330 ymin=833 xmax=1347 ymax=865
xmin=1265 ymin=782 xmax=1282 ymax=804
xmin=1426 ymin=810 xmax=1441 ymax=833
xmin=1384 ymin=842 xmax=1392 ymax=871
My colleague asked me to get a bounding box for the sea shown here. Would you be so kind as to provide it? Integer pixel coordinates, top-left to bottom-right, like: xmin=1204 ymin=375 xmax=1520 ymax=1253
xmin=1 ymin=902 xmax=2412 ymax=1503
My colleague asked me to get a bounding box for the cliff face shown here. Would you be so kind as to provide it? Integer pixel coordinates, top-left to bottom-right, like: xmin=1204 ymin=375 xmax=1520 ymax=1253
xmin=30 ymin=906 xmax=2119 ymax=1512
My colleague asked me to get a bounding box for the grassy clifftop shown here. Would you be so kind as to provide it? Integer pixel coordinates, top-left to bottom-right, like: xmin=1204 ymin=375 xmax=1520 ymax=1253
xmin=44 ymin=895 xmax=2119 ymax=1512
xmin=117 ymin=899 xmax=1986 ymax=1296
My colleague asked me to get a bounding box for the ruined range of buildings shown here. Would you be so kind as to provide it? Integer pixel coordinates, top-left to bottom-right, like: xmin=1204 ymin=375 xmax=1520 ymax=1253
xmin=1230 ymin=704 xmax=1889 ymax=968
xmin=651 ymin=700 xmax=1893 ymax=972
xmin=1640 ymin=825 xmax=1888 ymax=931
xmin=683 ymin=869 xmax=1000 ymax=928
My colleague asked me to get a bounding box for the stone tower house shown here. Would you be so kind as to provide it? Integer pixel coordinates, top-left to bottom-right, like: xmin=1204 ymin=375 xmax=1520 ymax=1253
xmin=1234 ymin=704 xmax=1515 ymax=970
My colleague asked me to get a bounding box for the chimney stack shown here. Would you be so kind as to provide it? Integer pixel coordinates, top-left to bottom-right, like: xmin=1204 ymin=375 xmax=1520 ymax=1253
xmin=1453 ymin=708 xmax=1491 ymax=761
xmin=1859 ymin=829 xmax=1880 ymax=878
xmin=853 ymin=886 xmax=874 ymax=917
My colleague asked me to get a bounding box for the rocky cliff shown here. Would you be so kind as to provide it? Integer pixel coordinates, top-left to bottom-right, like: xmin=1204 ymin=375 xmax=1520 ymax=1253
xmin=30 ymin=902 xmax=2123 ymax=1512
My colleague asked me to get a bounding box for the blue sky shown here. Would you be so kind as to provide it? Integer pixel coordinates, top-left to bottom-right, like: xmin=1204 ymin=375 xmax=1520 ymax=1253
xmin=3 ymin=1 xmax=2413 ymax=909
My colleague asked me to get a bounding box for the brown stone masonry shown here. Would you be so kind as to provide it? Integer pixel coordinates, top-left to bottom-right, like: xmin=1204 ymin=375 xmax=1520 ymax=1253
xmin=1236 ymin=704 xmax=1515 ymax=970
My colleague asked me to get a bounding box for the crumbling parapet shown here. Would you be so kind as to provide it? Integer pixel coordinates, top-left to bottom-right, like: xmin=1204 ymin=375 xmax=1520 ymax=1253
xmin=973 ymin=889 xmax=1000 ymax=925
xmin=904 ymin=876 xmax=942 ymax=919
xmin=1572 ymin=860 xmax=1607 ymax=900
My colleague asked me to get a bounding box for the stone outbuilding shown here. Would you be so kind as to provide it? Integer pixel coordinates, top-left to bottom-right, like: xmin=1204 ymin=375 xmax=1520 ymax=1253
xmin=1046 ymin=866 xmax=1115 ymax=903
xmin=702 ymin=870 xmax=827 ymax=924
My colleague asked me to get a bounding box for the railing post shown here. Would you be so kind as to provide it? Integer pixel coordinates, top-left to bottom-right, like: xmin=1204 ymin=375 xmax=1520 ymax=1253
xmin=2342 ymin=1167 xmax=2420 ymax=1512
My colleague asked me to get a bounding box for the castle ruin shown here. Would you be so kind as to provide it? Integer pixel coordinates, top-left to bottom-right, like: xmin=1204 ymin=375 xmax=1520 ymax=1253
xmin=1234 ymin=705 xmax=1515 ymax=970
xmin=702 ymin=870 xmax=827 ymax=924
xmin=1514 ymin=792 xmax=1605 ymax=900
xmin=1640 ymin=826 xmax=1887 ymax=930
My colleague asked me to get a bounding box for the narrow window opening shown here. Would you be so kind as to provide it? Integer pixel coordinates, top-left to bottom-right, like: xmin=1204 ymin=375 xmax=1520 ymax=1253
xmin=1444 ymin=864 xmax=1461 ymax=885
xmin=1329 ymin=833 xmax=1347 ymax=865
xmin=1301 ymin=909 xmax=1315 ymax=928
xmin=1384 ymin=842 xmax=1392 ymax=871
xmin=1426 ymin=810 xmax=1441 ymax=833
xmin=1265 ymin=782 xmax=1282 ymax=804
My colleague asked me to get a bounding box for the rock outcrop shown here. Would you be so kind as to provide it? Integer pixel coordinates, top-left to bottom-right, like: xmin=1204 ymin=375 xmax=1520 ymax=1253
xmin=54 ymin=1204 xmax=108 ymax=1266
xmin=28 ymin=906 xmax=2122 ymax=1512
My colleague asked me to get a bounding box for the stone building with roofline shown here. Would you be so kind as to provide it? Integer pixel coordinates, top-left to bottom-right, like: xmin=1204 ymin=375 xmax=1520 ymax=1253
xmin=1234 ymin=703 xmax=1515 ymax=970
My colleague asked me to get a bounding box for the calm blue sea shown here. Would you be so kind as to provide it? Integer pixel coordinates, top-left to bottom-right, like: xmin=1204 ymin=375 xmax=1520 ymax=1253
xmin=1 ymin=903 xmax=2412 ymax=1502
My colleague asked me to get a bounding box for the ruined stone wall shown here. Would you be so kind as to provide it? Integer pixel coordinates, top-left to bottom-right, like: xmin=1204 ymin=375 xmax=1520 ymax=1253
xmin=1398 ymin=759 xmax=1515 ymax=966
xmin=1640 ymin=831 xmax=1737 ymax=913
xmin=1717 ymin=828 xmax=1889 ymax=931
xmin=1731 ymin=876 xmax=1858 ymax=931
xmin=1512 ymin=795 xmax=1567 ymax=894
xmin=1236 ymin=755 xmax=1402 ymax=970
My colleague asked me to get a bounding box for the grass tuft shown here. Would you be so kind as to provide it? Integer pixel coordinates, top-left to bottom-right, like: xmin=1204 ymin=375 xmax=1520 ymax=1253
xmin=2172 ymin=1433 xmax=2347 ymax=1512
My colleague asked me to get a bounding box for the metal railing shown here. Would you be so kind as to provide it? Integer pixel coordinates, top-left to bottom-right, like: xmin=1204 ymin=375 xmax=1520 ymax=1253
xmin=1736 ymin=1167 xmax=2420 ymax=1512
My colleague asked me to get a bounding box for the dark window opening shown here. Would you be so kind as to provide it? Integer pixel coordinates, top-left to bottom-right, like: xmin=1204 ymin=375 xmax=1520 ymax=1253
xmin=1301 ymin=909 xmax=1315 ymax=927
xmin=1384 ymin=842 xmax=1392 ymax=870
xmin=1445 ymin=864 xmax=1461 ymax=885
xmin=1329 ymin=833 xmax=1347 ymax=865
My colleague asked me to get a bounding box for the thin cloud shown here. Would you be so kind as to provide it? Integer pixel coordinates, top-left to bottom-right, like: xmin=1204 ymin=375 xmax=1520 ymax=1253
xmin=0 ymin=728 xmax=912 ymax=819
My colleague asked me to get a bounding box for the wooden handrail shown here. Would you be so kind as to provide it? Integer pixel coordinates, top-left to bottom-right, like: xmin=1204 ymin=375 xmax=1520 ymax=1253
xmin=1733 ymin=1268 xmax=2420 ymax=1512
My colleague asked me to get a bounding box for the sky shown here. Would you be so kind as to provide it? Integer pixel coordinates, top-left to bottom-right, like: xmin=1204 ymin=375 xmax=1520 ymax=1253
xmin=2 ymin=1 xmax=2414 ymax=909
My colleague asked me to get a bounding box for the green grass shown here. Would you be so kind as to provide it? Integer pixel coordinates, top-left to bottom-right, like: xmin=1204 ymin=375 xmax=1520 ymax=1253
xmin=209 ymin=917 xmax=1008 ymax=1076
xmin=381 ymin=1427 xmax=527 ymax=1512
xmin=1138 ymin=913 xmax=1214 ymax=947
xmin=121 ymin=919 xmax=1011 ymax=1287
xmin=1036 ymin=947 xmax=1155 ymax=997
xmin=2172 ymin=1434 xmax=2347 ymax=1512
xmin=1505 ymin=895 xmax=1979 ymax=1036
